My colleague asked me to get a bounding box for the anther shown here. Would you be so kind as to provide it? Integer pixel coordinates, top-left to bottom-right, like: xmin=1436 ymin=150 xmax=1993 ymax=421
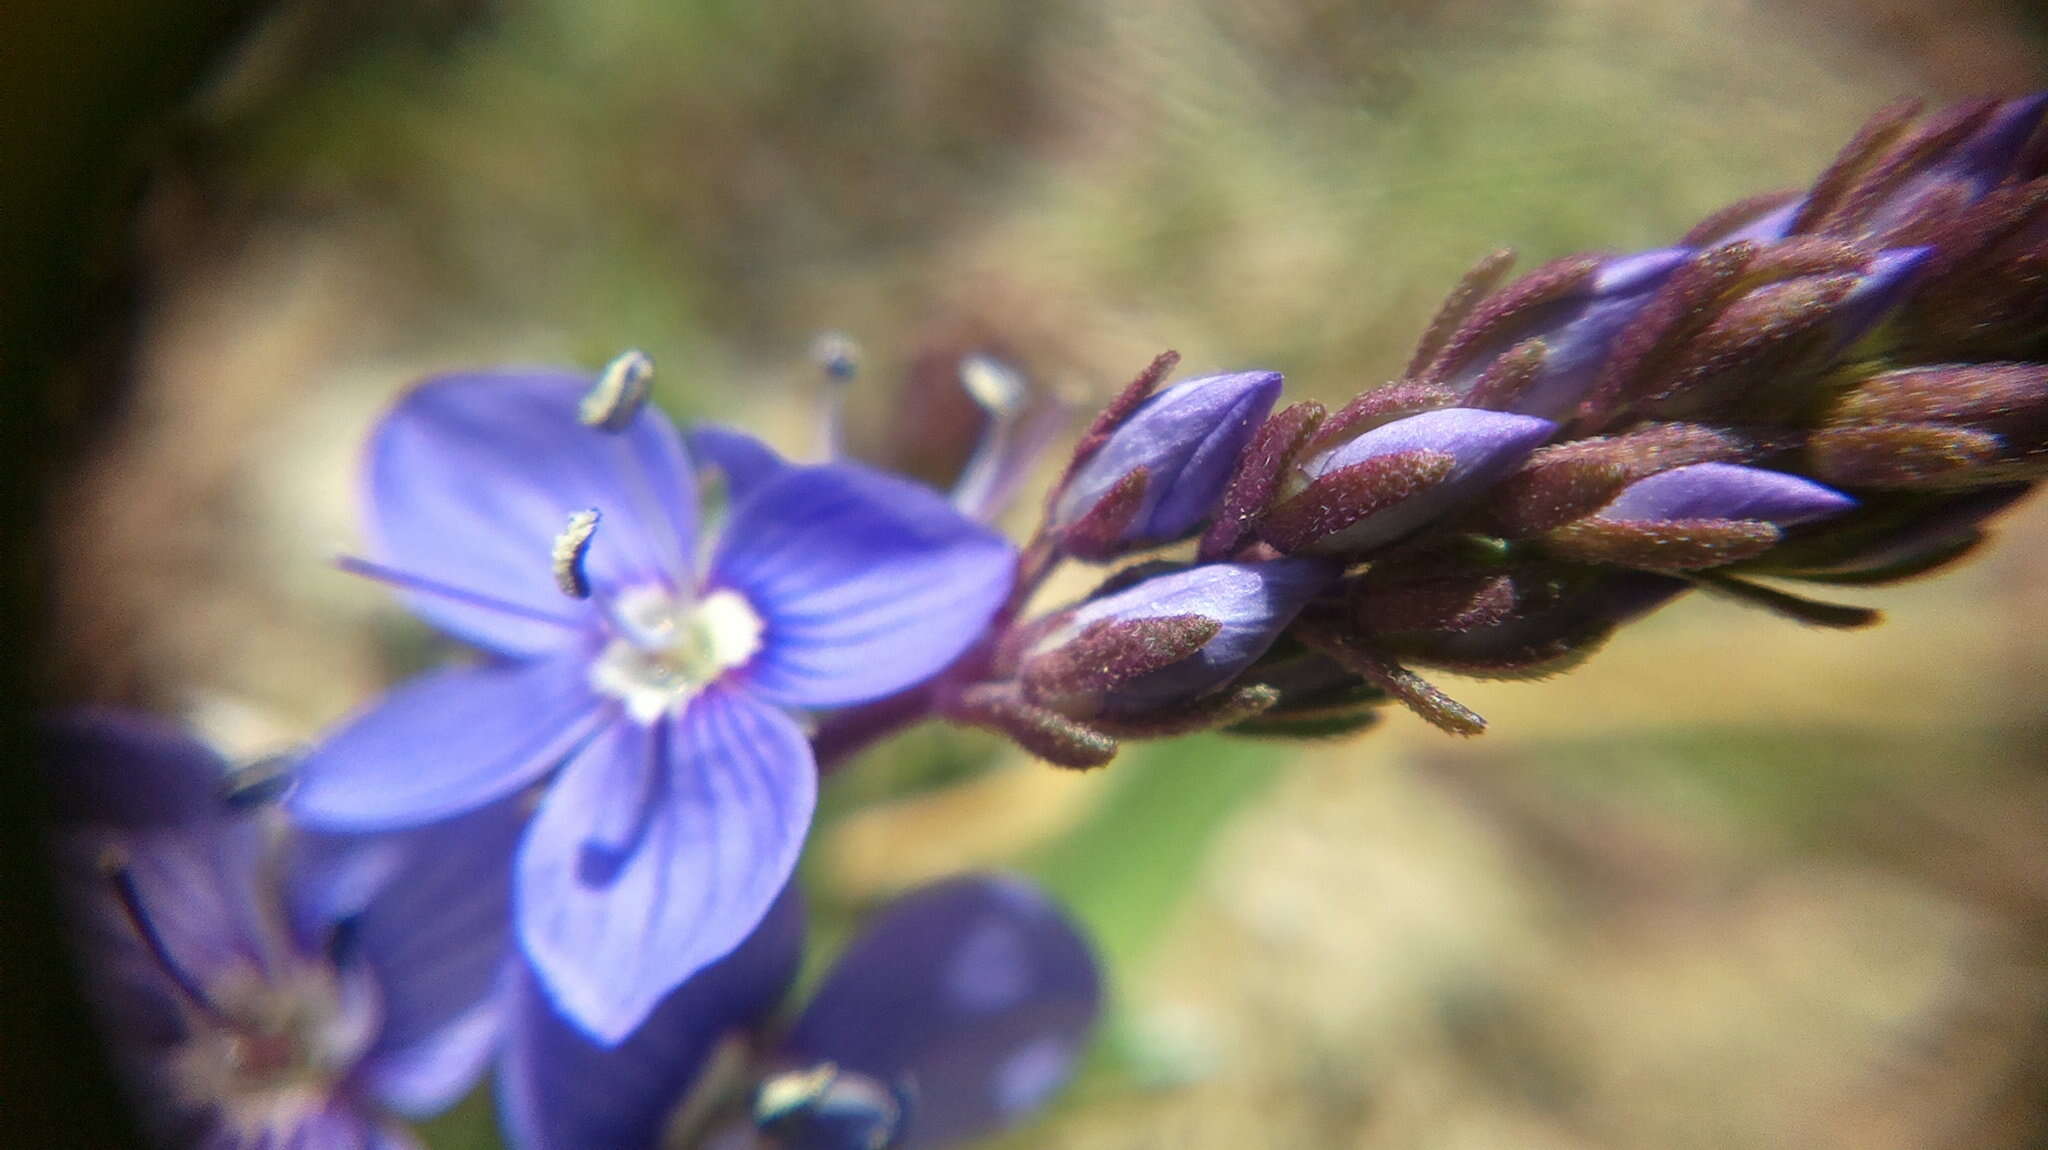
xmin=960 ymin=353 xmax=1026 ymax=419
xmin=222 ymin=753 xmax=295 ymax=810
xmin=579 ymin=350 xmax=655 ymax=432
xmin=812 ymin=332 xmax=861 ymax=382
xmin=552 ymin=509 xmax=603 ymax=599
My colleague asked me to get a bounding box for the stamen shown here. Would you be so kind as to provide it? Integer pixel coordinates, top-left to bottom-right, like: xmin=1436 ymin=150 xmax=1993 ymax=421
xmin=337 ymin=556 xmax=586 ymax=629
xmin=551 ymin=509 xmax=603 ymax=600
xmin=580 ymin=350 xmax=655 ymax=432
xmin=221 ymin=754 xmax=294 ymax=810
xmin=101 ymin=847 xmax=226 ymax=1021
xmin=952 ymin=352 xmax=1054 ymax=521
xmin=960 ymin=353 xmax=1026 ymax=419
xmin=812 ymin=331 xmax=861 ymax=459
xmin=812 ymin=331 xmax=861 ymax=382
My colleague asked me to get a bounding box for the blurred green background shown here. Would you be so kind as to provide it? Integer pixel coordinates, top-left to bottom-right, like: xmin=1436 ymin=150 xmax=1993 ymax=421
xmin=27 ymin=0 xmax=2048 ymax=1146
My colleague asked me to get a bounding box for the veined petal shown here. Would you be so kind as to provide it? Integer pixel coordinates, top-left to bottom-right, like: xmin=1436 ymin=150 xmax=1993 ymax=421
xmin=366 ymin=370 xmax=699 ymax=656
xmin=712 ymin=463 xmax=1015 ymax=708
xmin=497 ymin=886 xmax=804 ymax=1150
xmin=516 ymin=688 xmax=816 ymax=1044
xmin=294 ymin=801 xmax=525 ymax=1117
xmin=290 ymin=656 xmax=608 ymax=831
xmin=786 ymin=874 xmax=1102 ymax=1149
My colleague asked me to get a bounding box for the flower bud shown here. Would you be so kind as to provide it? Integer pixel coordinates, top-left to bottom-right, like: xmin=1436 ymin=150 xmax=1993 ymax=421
xmin=1022 ymin=559 xmax=1336 ymax=717
xmin=1418 ymin=248 xmax=1690 ymax=419
xmin=1811 ymin=363 xmax=2048 ymax=490
xmin=1632 ymin=247 xmax=1927 ymax=420
xmin=1257 ymin=408 xmax=1555 ymax=555
xmin=1544 ymin=462 xmax=1856 ymax=571
xmin=1692 ymin=95 xmax=2048 ymax=245
xmin=1742 ymin=483 xmax=2032 ymax=584
xmin=1391 ymin=569 xmax=1689 ymax=677
xmin=1051 ymin=370 xmax=1283 ymax=557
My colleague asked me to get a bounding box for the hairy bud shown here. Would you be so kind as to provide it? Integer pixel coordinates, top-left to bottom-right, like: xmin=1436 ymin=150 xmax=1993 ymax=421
xmin=1418 ymin=249 xmax=1690 ymax=419
xmin=1052 ymin=368 xmax=1282 ymax=558
xmin=1812 ymin=363 xmax=2048 ymax=490
xmin=1022 ymin=559 xmax=1336 ymax=718
xmin=1257 ymin=408 xmax=1554 ymax=555
xmin=1543 ymin=462 xmax=1855 ymax=571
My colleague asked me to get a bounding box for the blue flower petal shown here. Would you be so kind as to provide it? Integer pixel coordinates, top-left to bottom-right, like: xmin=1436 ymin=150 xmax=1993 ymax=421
xmin=688 ymin=423 xmax=789 ymax=503
xmin=712 ymin=463 xmax=1015 ymax=708
xmin=497 ymin=885 xmax=805 ymax=1150
xmin=291 ymin=655 xmax=607 ymax=831
xmin=516 ymin=688 xmax=816 ymax=1043
xmin=40 ymin=710 xmax=231 ymax=829
xmin=294 ymin=801 xmax=525 ymax=1117
xmin=786 ymin=874 xmax=1102 ymax=1149
xmin=366 ymin=369 xmax=699 ymax=656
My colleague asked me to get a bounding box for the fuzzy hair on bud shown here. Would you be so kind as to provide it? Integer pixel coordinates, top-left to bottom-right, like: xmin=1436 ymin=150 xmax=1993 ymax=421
xmin=1052 ymin=368 xmax=1284 ymax=556
xmin=1262 ymin=408 xmax=1555 ymax=555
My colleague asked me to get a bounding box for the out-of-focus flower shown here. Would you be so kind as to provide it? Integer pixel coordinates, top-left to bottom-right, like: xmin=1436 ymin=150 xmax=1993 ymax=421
xmin=1051 ymin=367 xmax=1283 ymax=558
xmin=497 ymin=874 xmax=1101 ymax=1150
xmin=1257 ymin=408 xmax=1556 ymax=555
xmin=289 ymin=365 xmax=1015 ymax=1042
xmin=44 ymin=711 xmax=517 ymax=1150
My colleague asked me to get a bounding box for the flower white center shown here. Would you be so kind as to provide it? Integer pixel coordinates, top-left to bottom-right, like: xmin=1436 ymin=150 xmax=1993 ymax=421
xmin=591 ymin=585 xmax=766 ymax=722
xmin=170 ymin=961 xmax=374 ymax=1133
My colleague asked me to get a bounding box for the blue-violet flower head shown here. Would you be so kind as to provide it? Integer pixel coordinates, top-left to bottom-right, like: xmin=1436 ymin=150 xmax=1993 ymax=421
xmin=45 ymin=711 xmax=518 ymax=1150
xmin=496 ymin=873 xmax=1100 ymax=1150
xmin=288 ymin=368 xmax=1016 ymax=1043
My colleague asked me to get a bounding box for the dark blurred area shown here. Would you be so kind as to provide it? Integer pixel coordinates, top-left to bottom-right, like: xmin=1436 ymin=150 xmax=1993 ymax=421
xmin=8 ymin=1 xmax=2048 ymax=1147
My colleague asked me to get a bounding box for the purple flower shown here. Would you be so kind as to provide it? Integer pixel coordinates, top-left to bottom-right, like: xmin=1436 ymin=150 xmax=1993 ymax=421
xmin=44 ymin=711 xmax=516 ymax=1150
xmin=288 ymin=368 xmax=1016 ymax=1042
xmin=1023 ymin=559 xmax=1337 ymax=716
xmin=496 ymin=874 xmax=1102 ymax=1150
xmin=1423 ymin=249 xmax=1690 ymax=419
xmin=1052 ymin=370 xmax=1283 ymax=552
xmin=1597 ymin=462 xmax=1856 ymax=527
xmin=1260 ymin=408 xmax=1555 ymax=555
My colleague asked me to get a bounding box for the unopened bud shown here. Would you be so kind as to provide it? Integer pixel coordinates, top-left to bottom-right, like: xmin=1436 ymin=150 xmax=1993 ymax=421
xmin=1543 ymin=462 xmax=1854 ymax=571
xmin=1052 ymin=370 xmax=1283 ymax=556
xmin=1811 ymin=364 xmax=2048 ymax=489
xmin=1023 ymin=560 xmax=1336 ymax=718
xmin=1420 ymin=249 xmax=1689 ymax=419
xmin=1258 ymin=408 xmax=1554 ymax=555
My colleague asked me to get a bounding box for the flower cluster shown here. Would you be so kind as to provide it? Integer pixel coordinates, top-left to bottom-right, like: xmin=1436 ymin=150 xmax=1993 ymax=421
xmin=928 ymin=94 xmax=2048 ymax=751
xmin=40 ymin=93 xmax=2048 ymax=1150
xmin=44 ymin=716 xmax=1098 ymax=1150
